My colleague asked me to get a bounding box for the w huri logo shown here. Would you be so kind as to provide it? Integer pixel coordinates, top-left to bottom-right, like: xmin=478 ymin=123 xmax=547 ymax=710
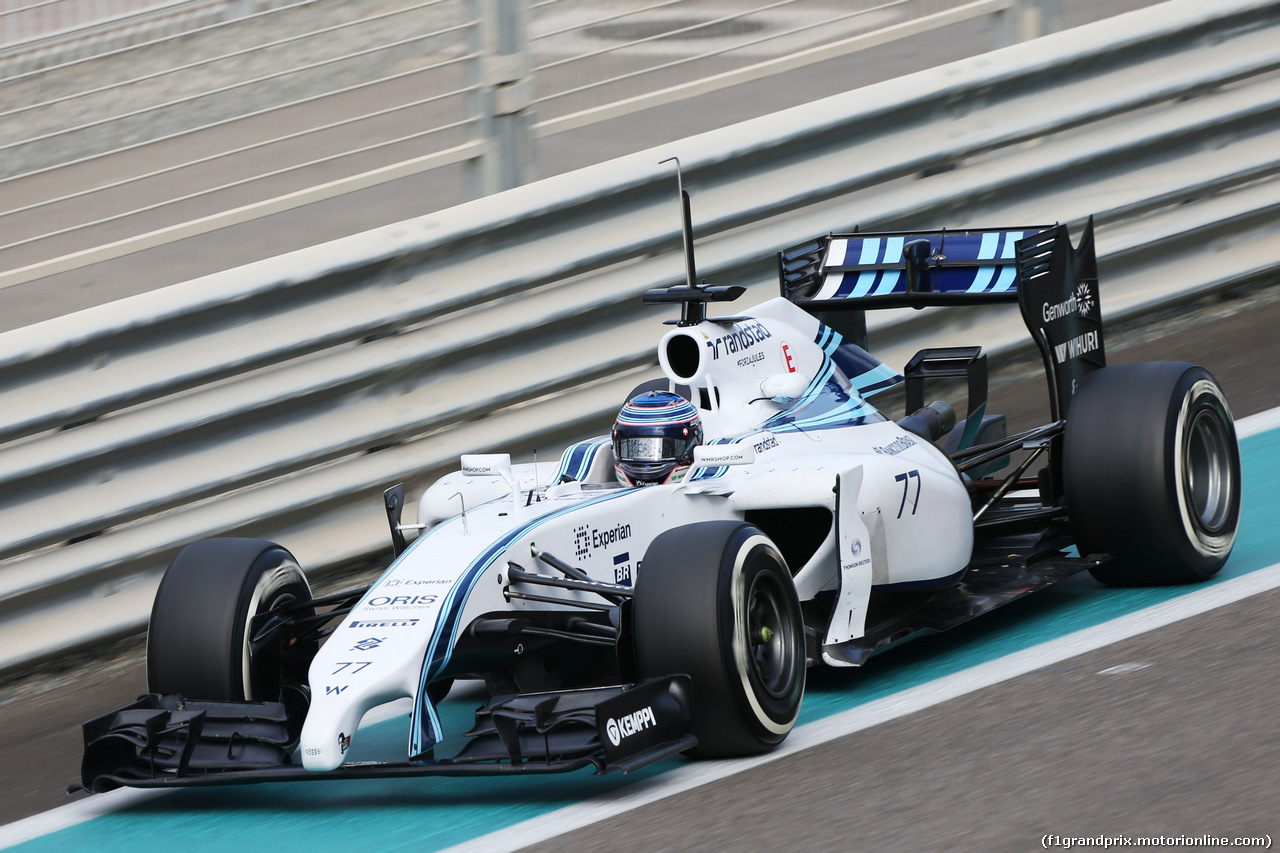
xmin=1054 ymin=331 xmax=1101 ymax=364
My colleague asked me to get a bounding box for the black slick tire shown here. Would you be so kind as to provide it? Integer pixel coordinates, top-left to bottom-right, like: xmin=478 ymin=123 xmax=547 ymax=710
xmin=147 ymin=537 xmax=312 ymax=701
xmin=633 ymin=521 xmax=804 ymax=757
xmin=1063 ymin=362 xmax=1241 ymax=585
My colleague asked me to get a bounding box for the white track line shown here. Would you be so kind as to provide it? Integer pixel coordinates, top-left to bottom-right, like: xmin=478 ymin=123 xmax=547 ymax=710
xmin=1237 ymin=407 xmax=1280 ymax=439
xmin=0 ymin=787 xmax=161 ymax=850
xmin=0 ymin=698 xmax=412 ymax=851
xmin=442 ymin=561 xmax=1280 ymax=853
xmin=4 ymin=408 xmax=1275 ymax=851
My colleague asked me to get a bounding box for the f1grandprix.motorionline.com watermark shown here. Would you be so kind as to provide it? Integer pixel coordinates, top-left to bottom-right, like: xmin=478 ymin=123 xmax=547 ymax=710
xmin=1042 ymin=835 xmax=1272 ymax=849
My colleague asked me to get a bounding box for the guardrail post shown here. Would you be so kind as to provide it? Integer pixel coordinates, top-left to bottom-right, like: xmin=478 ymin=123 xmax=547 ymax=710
xmin=468 ymin=0 xmax=536 ymax=198
xmin=994 ymin=0 xmax=1062 ymax=48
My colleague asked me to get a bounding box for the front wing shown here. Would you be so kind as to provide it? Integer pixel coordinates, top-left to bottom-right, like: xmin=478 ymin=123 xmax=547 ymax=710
xmin=78 ymin=676 xmax=693 ymax=792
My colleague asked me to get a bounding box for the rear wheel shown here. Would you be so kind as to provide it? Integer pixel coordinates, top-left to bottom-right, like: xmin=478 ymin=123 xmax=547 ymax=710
xmin=147 ymin=538 xmax=313 ymax=704
xmin=633 ymin=521 xmax=805 ymax=757
xmin=1063 ymin=362 xmax=1241 ymax=585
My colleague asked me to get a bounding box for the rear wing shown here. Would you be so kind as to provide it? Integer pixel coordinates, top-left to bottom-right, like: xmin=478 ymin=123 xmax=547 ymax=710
xmin=779 ymin=226 xmax=1055 ymax=310
xmin=779 ymin=220 xmax=1105 ymax=420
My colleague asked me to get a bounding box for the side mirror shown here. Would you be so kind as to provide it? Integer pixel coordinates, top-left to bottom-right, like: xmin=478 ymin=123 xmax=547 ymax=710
xmin=383 ymin=483 xmax=408 ymax=558
xmin=460 ymin=453 xmax=520 ymax=500
xmin=460 ymin=453 xmax=513 ymax=479
xmin=760 ymin=372 xmax=809 ymax=403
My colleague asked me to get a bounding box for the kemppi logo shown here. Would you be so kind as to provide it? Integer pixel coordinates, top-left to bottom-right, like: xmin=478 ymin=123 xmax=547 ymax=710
xmin=605 ymin=706 xmax=657 ymax=746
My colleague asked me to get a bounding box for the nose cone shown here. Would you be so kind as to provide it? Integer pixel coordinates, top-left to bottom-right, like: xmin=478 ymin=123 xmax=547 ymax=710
xmin=299 ymin=730 xmax=348 ymax=772
xmin=299 ymin=699 xmax=367 ymax=772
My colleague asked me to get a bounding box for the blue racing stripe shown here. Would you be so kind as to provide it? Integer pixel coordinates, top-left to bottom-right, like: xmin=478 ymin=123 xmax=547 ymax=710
xmin=965 ymin=232 xmax=1002 ymax=293
xmin=871 ymin=236 xmax=905 ymax=296
xmin=408 ymin=489 xmax=635 ymax=757
xmin=556 ymin=438 xmax=609 ymax=482
xmin=846 ymin=237 xmax=883 ymax=298
xmin=989 ymin=230 xmax=1022 ymax=292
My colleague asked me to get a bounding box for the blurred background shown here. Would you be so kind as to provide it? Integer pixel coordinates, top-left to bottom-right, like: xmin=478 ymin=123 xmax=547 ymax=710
xmin=0 ymin=0 xmax=1166 ymax=325
xmin=2 ymin=0 xmax=1278 ymax=843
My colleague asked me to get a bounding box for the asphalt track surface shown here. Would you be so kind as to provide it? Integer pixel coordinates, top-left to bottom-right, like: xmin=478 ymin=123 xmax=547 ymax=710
xmin=0 ymin=283 xmax=1277 ymax=850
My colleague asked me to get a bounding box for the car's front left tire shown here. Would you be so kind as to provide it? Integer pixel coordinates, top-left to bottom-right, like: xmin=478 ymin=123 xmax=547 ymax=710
xmin=633 ymin=521 xmax=805 ymax=757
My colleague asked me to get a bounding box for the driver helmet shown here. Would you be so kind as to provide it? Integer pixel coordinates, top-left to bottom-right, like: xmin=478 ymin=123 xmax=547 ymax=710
xmin=613 ymin=390 xmax=703 ymax=486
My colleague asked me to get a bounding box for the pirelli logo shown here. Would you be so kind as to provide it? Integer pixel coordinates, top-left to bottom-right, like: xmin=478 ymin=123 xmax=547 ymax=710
xmin=348 ymin=618 xmax=420 ymax=628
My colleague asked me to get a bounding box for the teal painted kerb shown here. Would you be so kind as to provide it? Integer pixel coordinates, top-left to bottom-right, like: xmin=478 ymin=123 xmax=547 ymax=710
xmin=19 ymin=430 xmax=1280 ymax=853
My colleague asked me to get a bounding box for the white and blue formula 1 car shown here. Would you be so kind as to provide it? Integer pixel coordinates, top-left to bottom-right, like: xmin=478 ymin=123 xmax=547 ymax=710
xmin=79 ymin=193 xmax=1242 ymax=792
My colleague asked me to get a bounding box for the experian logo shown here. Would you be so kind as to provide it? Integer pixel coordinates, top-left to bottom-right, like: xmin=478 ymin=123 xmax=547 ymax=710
xmin=605 ymin=706 xmax=657 ymax=746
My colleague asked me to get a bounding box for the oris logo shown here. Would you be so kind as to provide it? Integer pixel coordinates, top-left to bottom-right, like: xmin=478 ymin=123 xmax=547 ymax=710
xmin=605 ymin=706 xmax=657 ymax=746
xmin=367 ymin=594 xmax=439 ymax=608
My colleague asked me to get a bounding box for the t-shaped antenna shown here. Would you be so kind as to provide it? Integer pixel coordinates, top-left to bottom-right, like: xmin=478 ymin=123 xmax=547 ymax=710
xmin=660 ymin=156 xmax=698 ymax=293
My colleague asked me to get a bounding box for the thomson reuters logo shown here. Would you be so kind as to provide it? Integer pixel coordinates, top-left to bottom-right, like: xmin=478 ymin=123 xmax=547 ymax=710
xmin=605 ymin=706 xmax=657 ymax=746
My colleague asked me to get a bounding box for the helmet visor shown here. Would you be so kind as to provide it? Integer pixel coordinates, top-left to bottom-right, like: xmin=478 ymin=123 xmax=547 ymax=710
xmin=616 ymin=435 xmax=692 ymax=463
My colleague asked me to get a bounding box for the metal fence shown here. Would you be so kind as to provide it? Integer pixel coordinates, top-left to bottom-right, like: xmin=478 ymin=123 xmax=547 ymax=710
xmin=1 ymin=0 xmax=1278 ymax=675
xmin=0 ymin=0 xmax=1045 ymax=291
xmin=0 ymin=0 xmax=301 ymax=61
xmin=1 ymin=0 xmax=216 ymax=48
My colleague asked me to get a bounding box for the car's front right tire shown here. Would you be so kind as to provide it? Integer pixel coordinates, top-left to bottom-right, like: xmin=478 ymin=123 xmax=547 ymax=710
xmin=147 ymin=537 xmax=313 ymax=703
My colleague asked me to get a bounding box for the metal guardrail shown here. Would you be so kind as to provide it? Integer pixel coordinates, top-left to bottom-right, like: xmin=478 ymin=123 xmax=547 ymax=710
xmin=0 ymin=0 xmax=1039 ymax=292
xmin=0 ymin=1 xmax=309 ymax=75
xmin=1 ymin=0 xmax=1278 ymax=675
xmin=1 ymin=0 xmax=228 ymax=56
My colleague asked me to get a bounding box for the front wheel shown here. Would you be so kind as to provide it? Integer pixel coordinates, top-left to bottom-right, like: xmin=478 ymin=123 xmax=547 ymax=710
xmin=147 ymin=538 xmax=313 ymax=704
xmin=1063 ymin=362 xmax=1241 ymax=585
xmin=633 ymin=521 xmax=805 ymax=758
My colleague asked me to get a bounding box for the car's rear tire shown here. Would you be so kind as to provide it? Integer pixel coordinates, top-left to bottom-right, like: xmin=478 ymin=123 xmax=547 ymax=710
xmin=633 ymin=521 xmax=805 ymax=758
xmin=147 ymin=538 xmax=313 ymax=703
xmin=1063 ymin=362 xmax=1240 ymax=585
